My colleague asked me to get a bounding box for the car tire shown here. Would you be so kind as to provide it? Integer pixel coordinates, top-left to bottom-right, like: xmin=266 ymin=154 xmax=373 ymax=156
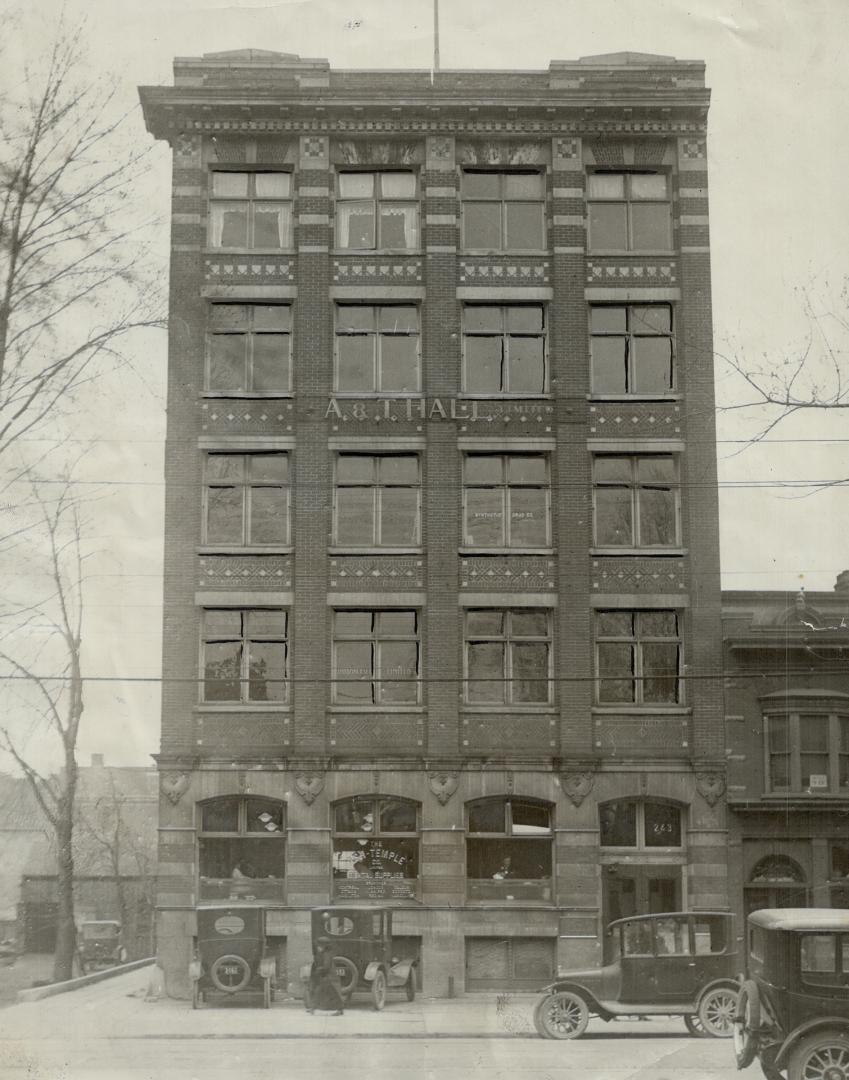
xmin=534 ymin=991 xmax=590 ymax=1040
xmin=759 ymin=1046 xmax=784 ymax=1080
xmin=405 ymin=972 xmax=416 ymax=1002
xmin=787 ymin=1029 xmax=849 ymax=1080
xmin=371 ymin=969 xmax=387 ymax=1011
xmin=684 ymin=1014 xmax=707 ymax=1037
xmin=209 ymin=954 xmax=251 ymax=994
xmin=333 ymin=955 xmax=358 ymax=1000
xmin=733 ymin=980 xmax=762 ymax=1068
xmin=698 ymin=985 xmax=738 ymax=1038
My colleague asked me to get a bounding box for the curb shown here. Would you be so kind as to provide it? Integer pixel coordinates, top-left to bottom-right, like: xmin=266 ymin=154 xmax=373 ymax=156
xmin=17 ymin=958 xmax=155 ymax=1002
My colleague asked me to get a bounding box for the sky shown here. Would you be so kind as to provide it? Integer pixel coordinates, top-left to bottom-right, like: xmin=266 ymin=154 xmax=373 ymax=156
xmin=4 ymin=0 xmax=849 ymax=767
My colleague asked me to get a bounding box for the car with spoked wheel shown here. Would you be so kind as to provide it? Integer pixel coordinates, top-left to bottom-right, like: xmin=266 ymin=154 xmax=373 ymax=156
xmin=534 ymin=911 xmax=739 ymax=1040
xmin=734 ymin=908 xmax=849 ymax=1080
xmin=189 ymin=903 xmax=278 ymax=1008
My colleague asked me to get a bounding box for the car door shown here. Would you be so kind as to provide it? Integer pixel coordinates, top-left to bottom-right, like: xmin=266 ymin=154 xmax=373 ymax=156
xmin=648 ymin=915 xmax=700 ymax=1001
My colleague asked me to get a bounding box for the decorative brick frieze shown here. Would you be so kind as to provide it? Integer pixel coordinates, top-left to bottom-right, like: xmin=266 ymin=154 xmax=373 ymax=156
xmin=331 ymin=258 xmax=423 ymax=284
xmin=200 ymin=400 xmax=294 ymax=435
xmin=461 ymin=712 xmax=557 ymax=752
xmin=198 ymin=555 xmax=293 ymax=588
xmin=586 ymin=259 xmax=677 ymax=284
xmin=588 ymin=403 xmax=682 ymax=436
xmin=594 ymin=714 xmax=690 ymax=754
xmin=459 ymin=260 xmax=550 ymax=284
xmin=194 ymin=713 xmax=290 ymax=753
xmin=329 ymin=712 xmax=423 ymax=750
xmin=204 ymin=258 xmax=294 ymax=282
xmin=460 ymin=556 xmax=556 ymax=591
xmin=590 ymin=557 xmax=687 ymax=593
xmin=329 ymin=556 xmax=424 ymax=589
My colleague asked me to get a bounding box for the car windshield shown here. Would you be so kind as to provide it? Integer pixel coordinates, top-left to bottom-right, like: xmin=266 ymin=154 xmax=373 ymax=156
xmin=82 ymin=924 xmax=118 ymax=939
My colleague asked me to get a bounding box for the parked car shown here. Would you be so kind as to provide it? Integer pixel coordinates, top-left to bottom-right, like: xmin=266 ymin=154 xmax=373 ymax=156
xmin=78 ymin=920 xmax=127 ymax=973
xmin=300 ymin=906 xmax=417 ymax=1011
xmin=189 ymin=903 xmax=277 ymax=1008
xmin=734 ymin=908 xmax=849 ymax=1080
xmin=534 ymin=911 xmax=739 ymax=1039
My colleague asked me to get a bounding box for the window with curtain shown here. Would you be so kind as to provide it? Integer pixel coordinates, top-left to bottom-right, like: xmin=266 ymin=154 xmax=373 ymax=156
xmin=336 ymin=172 xmax=419 ymax=250
xmin=209 ymin=171 xmax=292 ymax=249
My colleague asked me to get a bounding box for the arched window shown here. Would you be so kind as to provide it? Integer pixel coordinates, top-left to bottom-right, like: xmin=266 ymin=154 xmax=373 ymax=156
xmin=332 ymin=796 xmax=420 ymax=901
xmin=197 ymin=795 xmax=285 ymax=901
xmin=599 ymin=798 xmax=683 ymax=849
xmin=745 ymin=855 xmax=808 ymax=916
xmin=466 ymin=797 xmax=553 ymax=901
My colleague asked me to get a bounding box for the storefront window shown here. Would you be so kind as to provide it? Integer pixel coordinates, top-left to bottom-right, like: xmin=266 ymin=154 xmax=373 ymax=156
xmin=197 ymin=796 xmax=285 ymax=901
xmin=332 ymin=796 xmax=420 ymax=901
xmin=466 ymin=797 xmax=553 ymax=901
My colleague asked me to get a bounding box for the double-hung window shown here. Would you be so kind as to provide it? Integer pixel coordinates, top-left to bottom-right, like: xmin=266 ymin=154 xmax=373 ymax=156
xmin=332 ymin=610 xmax=420 ymax=705
xmin=336 ymin=171 xmax=419 ymax=250
xmin=335 ymin=305 xmax=420 ymax=393
xmin=334 ymin=453 xmax=420 ymax=547
xmin=463 ymin=305 xmax=547 ymax=394
xmin=461 ymin=171 xmax=545 ymax=251
xmin=204 ymin=452 xmax=290 ymax=547
xmin=593 ymin=454 xmax=679 ymax=548
xmin=465 ymin=609 xmax=552 ymax=705
xmin=590 ymin=304 xmax=674 ymax=395
xmin=209 ymin=171 xmax=292 ymax=249
xmin=765 ymin=712 xmax=849 ymax=793
xmin=587 ymin=172 xmax=672 ymax=252
xmin=596 ymin=610 xmax=681 ymax=705
xmin=207 ymin=304 xmax=292 ymax=394
xmin=202 ymin=609 xmax=288 ymax=703
xmin=463 ymin=453 xmax=550 ymax=548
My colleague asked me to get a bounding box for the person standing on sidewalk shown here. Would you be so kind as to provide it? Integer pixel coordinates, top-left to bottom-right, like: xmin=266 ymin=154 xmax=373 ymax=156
xmin=306 ymin=939 xmax=345 ymax=1015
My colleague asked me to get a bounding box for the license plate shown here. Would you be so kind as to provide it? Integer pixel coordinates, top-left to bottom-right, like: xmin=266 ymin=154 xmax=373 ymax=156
xmin=221 ymin=964 xmax=241 ymax=976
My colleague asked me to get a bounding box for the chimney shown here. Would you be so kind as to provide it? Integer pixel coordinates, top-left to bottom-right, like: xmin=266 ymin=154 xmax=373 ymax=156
xmin=90 ymin=753 xmax=105 ymax=767
xmin=835 ymin=571 xmax=849 ymax=598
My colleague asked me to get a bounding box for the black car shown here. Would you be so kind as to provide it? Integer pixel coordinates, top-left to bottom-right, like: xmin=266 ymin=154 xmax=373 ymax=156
xmin=189 ymin=903 xmax=277 ymax=1008
xmin=734 ymin=908 xmax=849 ymax=1080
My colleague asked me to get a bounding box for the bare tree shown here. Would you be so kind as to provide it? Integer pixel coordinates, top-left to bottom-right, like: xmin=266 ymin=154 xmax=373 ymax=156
xmin=0 ymin=479 xmax=87 ymax=981
xmin=0 ymin=16 xmax=163 ymax=457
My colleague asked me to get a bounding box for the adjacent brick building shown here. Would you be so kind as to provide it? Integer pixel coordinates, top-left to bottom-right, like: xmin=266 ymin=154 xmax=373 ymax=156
xmin=139 ymin=48 xmax=728 ymax=997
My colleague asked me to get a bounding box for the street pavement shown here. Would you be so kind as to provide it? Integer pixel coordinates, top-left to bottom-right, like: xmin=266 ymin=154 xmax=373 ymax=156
xmin=0 ymin=966 xmax=765 ymax=1080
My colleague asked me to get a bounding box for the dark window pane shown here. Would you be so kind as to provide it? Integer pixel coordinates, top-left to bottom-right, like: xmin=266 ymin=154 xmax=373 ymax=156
xmin=511 ymin=801 xmax=550 ymax=834
xmin=207 ymin=487 xmax=243 ymax=544
xmin=380 ymin=799 xmax=417 ymax=832
xmin=250 ymin=487 xmax=288 ymax=544
xmin=204 ymin=641 xmax=242 ymax=701
xmin=637 ymin=457 xmax=676 ymax=484
xmin=379 ymin=204 xmax=417 ymax=248
xmin=202 ymin=796 xmax=240 ymax=832
xmin=590 ymin=203 xmax=627 ymax=250
xmin=644 ymin=802 xmax=681 ymax=847
xmin=336 ymin=488 xmax=375 ymax=545
xmin=245 ymin=798 xmax=284 ymax=833
xmin=511 ymin=611 xmax=548 ymax=637
xmin=212 ymin=204 xmax=249 ymax=247
xmin=253 ymin=203 xmax=289 ymax=247
xmin=466 ymin=610 xmax=503 ymax=636
xmin=642 ymin=643 xmax=680 ymax=703
xmin=631 ymin=203 xmax=672 ymax=250
xmin=633 ymin=337 xmax=673 ymax=393
xmin=598 ymin=643 xmax=634 ymax=702
xmin=800 ymin=716 xmax=829 ymax=752
xmin=507 ymin=336 xmax=545 ymax=393
xmin=596 ymin=488 xmax=632 ymax=546
xmin=770 ymin=753 xmax=791 ymax=790
xmin=467 ymin=642 xmax=505 ymax=702
xmin=464 ymin=203 xmax=501 ymax=248
xmin=641 ymin=611 xmax=678 ymax=637
xmin=340 ymin=203 xmax=375 ymax=248
xmin=597 ymin=611 xmax=632 ymax=637
xmin=335 ymin=798 xmax=375 ymax=832
xmin=465 ymin=488 xmax=504 ymax=545
xmin=510 ymin=488 xmax=548 ymax=546
xmin=511 ymin=642 xmax=549 ymax=702
xmin=252 ymin=334 xmax=290 ymax=392
xmin=600 ymin=801 xmax=637 ymax=846
xmin=380 ymin=336 xmax=418 ymax=392
xmin=209 ymin=336 xmax=246 ymax=391
xmin=248 ymin=641 xmax=286 ymax=702
xmin=768 ymin=716 xmax=789 ymax=751
xmin=465 ymin=337 xmax=503 ymax=392
xmin=505 ymin=202 xmax=544 ymax=249
xmin=469 ymin=800 xmax=506 ymax=833
xmin=592 ymin=337 xmax=629 ymax=393
xmin=639 ymin=488 xmax=677 ymax=546
xmin=380 ymin=488 xmax=419 ymax=545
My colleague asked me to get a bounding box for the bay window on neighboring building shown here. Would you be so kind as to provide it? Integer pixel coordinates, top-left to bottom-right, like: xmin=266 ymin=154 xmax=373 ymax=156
xmin=334 ymin=305 xmax=420 ymax=394
xmin=593 ymin=454 xmax=680 ymax=549
xmin=829 ymin=843 xmax=849 ymax=908
xmin=204 ymin=452 xmax=290 ymax=546
xmin=202 ymin=609 xmax=289 ymax=703
xmin=587 ymin=172 xmax=672 ymax=252
xmin=332 ymin=609 xmax=420 ymax=705
xmin=334 ymin=453 xmax=421 ymax=547
xmin=463 ymin=453 xmax=550 ymax=548
xmin=461 ymin=170 xmax=545 ymax=251
xmin=462 ymin=305 xmax=547 ymax=395
xmin=599 ymin=799 xmax=684 ymax=849
xmin=595 ymin=609 xmax=682 ymax=705
xmin=464 ymin=608 xmax=552 ymax=705
xmin=466 ymin=797 xmax=553 ymax=901
xmin=765 ymin=711 xmax=849 ymax=794
xmin=209 ymin=171 xmax=292 ymax=249
xmin=590 ymin=304 xmax=674 ymax=395
xmin=336 ymin=171 xmax=419 ymax=250
xmin=207 ymin=304 xmax=292 ymax=395
xmin=198 ymin=795 xmax=285 ymax=901
xmin=332 ymin=796 xmax=420 ymax=900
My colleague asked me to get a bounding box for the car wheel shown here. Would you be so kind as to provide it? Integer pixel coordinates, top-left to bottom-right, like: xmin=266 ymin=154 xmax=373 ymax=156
xmin=759 ymin=1046 xmax=784 ymax=1080
xmin=698 ymin=986 xmax=738 ymax=1038
xmin=405 ymin=972 xmax=416 ymax=1002
xmin=733 ymin=980 xmax=762 ymax=1068
xmin=333 ymin=955 xmax=358 ymax=1000
xmin=684 ymin=1014 xmax=707 ymax=1037
xmin=371 ymin=969 xmax=387 ymax=1011
xmin=787 ymin=1030 xmax=849 ymax=1080
xmin=209 ymin=954 xmax=251 ymax=994
xmin=534 ymin=991 xmax=590 ymax=1040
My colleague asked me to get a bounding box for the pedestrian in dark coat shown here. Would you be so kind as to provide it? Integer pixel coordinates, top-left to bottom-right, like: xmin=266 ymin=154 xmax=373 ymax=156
xmin=306 ymin=939 xmax=345 ymax=1014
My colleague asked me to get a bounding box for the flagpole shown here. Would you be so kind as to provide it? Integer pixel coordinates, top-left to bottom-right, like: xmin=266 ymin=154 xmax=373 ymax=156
xmin=433 ymin=0 xmax=440 ymax=74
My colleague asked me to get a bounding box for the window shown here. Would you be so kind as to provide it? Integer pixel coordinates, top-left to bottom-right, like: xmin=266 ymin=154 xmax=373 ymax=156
xmin=335 ymin=306 xmax=420 ymax=394
xmin=464 ymin=609 xmax=552 ymax=705
xmin=765 ymin=712 xmax=849 ymax=794
xmin=334 ymin=454 xmax=420 ymax=547
xmin=198 ymin=795 xmax=285 ymax=901
xmin=466 ymin=798 xmax=553 ymax=901
xmin=587 ymin=172 xmax=672 ymax=252
xmin=202 ymin=610 xmax=288 ymax=703
xmin=332 ymin=796 xmax=419 ymax=900
xmin=204 ymin=453 xmax=290 ymax=546
xmin=332 ymin=610 xmax=420 ymax=705
xmin=336 ymin=171 xmax=419 ymax=250
xmin=590 ymin=305 xmax=674 ymax=395
xmin=599 ymin=799 xmax=683 ymax=849
xmin=596 ymin=610 xmax=681 ymax=704
xmin=745 ymin=855 xmax=808 ymax=916
xmin=593 ymin=454 xmax=679 ymax=548
xmin=463 ymin=453 xmax=550 ymax=548
xmin=207 ymin=304 xmax=292 ymax=395
xmin=462 ymin=305 xmax=547 ymax=394
xmin=461 ymin=171 xmax=545 ymax=251
xmin=830 ymin=844 xmax=849 ymax=908
xmin=209 ymin=171 xmax=292 ymax=249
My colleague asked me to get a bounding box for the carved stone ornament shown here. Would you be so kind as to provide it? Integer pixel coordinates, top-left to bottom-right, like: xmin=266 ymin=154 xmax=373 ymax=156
xmin=696 ymin=773 xmax=726 ymax=807
xmin=295 ymin=772 xmax=324 ymax=806
xmin=561 ymin=771 xmax=594 ymax=808
xmin=161 ymin=772 xmax=189 ymax=806
xmin=428 ymin=772 xmax=459 ymax=806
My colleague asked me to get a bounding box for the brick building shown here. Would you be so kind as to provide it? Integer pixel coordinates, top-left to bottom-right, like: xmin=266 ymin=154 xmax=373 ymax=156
xmin=139 ymin=48 xmax=728 ymax=997
xmin=723 ymin=579 xmax=849 ymax=930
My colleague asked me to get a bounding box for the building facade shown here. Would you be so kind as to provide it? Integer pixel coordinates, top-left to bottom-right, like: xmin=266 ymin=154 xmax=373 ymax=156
xmin=723 ymin=579 xmax=849 ymax=933
xmin=139 ymin=49 xmax=727 ymax=997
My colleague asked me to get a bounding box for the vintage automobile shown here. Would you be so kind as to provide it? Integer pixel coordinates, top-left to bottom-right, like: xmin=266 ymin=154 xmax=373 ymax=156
xmin=300 ymin=906 xmax=417 ymax=1011
xmin=733 ymin=908 xmax=849 ymax=1080
xmin=534 ymin=911 xmax=740 ymax=1039
xmin=78 ymin=920 xmax=128 ymax=974
xmin=189 ymin=902 xmax=277 ymax=1008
